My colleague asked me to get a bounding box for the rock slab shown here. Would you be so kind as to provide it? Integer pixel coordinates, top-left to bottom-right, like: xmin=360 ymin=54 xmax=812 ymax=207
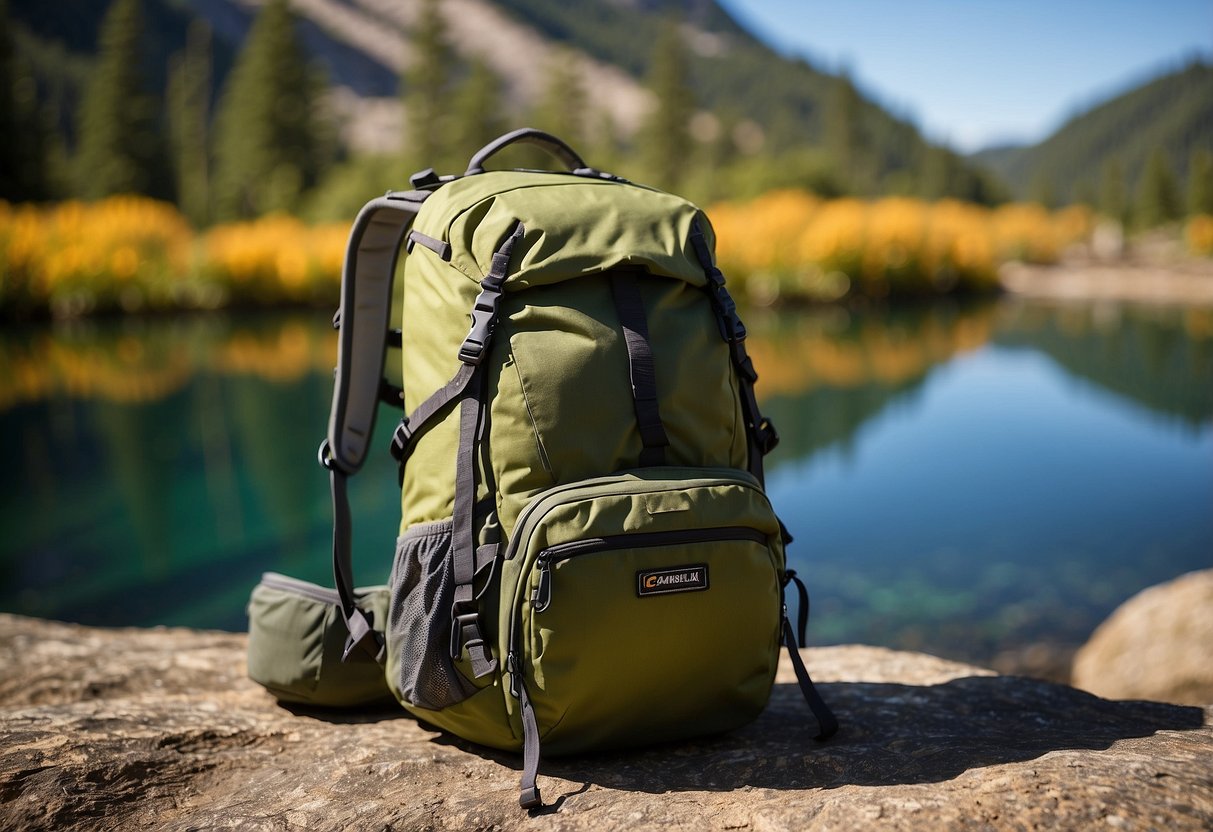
xmin=1 ymin=613 xmax=1210 ymax=831
xmin=1073 ymin=569 xmax=1213 ymax=706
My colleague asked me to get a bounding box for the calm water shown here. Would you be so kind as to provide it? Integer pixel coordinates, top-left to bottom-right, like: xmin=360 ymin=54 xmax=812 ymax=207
xmin=2 ymin=299 xmax=1210 ymax=665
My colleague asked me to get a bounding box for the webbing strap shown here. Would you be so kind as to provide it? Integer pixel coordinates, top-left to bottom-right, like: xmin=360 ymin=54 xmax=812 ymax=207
xmin=785 ymin=569 xmax=811 ymax=646
xmin=782 ymin=614 xmax=839 ymax=741
xmin=446 ymin=223 xmax=525 ymax=678
xmin=609 ymin=271 xmax=669 ymax=467
xmin=687 ymin=220 xmax=778 ymax=485
xmin=325 ymin=464 xmax=383 ymax=663
xmin=517 ymin=673 xmax=544 ymax=809
xmin=389 ymin=362 xmax=477 ymax=470
xmin=450 ymin=369 xmax=496 ymax=677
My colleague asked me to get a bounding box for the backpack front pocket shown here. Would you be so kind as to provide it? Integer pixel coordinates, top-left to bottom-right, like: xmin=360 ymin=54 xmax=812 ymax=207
xmin=504 ymin=468 xmax=784 ymax=755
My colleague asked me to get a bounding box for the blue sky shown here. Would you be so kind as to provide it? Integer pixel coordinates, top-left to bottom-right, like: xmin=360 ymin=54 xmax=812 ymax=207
xmin=719 ymin=0 xmax=1213 ymax=152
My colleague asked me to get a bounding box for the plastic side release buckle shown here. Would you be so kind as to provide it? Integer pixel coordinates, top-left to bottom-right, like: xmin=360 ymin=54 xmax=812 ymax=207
xmin=450 ymin=610 xmax=479 ymax=659
xmin=459 ymin=279 xmax=504 ymax=365
xmin=389 ymin=418 xmax=413 ymax=462
xmin=757 ymin=417 xmax=780 ymax=455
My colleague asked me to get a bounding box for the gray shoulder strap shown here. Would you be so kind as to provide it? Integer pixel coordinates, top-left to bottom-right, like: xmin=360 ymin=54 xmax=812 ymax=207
xmin=326 ymin=190 xmax=429 ymax=474
xmin=320 ymin=189 xmax=429 ymax=664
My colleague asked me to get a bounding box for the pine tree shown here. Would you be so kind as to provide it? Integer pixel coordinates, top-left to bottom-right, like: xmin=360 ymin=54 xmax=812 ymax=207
xmin=1135 ymin=148 xmax=1181 ymax=229
xmin=212 ymin=0 xmax=327 ymax=220
xmin=1099 ymin=158 xmax=1128 ymax=226
xmin=1187 ymin=148 xmax=1213 ymax=217
xmin=1030 ymin=172 xmax=1057 ymax=209
xmin=919 ymin=144 xmax=955 ymax=201
xmin=638 ymin=22 xmax=694 ymax=192
xmin=1072 ymin=178 xmax=1095 ymax=208
xmin=73 ymin=0 xmax=161 ymax=198
xmin=167 ymin=19 xmax=211 ymax=225
xmin=0 ymin=0 xmax=49 ymax=201
xmin=449 ymin=57 xmax=505 ymax=162
xmin=402 ymin=0 xmax=455 ymax=171
xmin=826 ymin=70 xmax=863 ymax=191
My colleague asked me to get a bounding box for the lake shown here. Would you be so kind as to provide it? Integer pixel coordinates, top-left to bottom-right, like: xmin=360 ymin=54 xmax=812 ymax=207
xmin=2 ymin=297 xmax=1210 ymax=668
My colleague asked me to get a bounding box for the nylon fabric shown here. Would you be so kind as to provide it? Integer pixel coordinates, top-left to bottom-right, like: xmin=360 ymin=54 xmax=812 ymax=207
xmin=285 ymin=134 xmax=838 ymax=811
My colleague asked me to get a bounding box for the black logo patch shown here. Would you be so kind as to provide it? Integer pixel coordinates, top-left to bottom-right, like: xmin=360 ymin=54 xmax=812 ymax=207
xmin=637 ymin=564 xmax=709 ymax=597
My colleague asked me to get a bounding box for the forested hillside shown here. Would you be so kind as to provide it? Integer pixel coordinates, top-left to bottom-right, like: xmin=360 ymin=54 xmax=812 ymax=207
xmin=6 ymin=0 xmax=999 ymax=208
xmin=972 ymin=61 xmax=1213 ymax=207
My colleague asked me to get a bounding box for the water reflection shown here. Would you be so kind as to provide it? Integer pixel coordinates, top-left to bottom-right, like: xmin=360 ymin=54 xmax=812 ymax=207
xmin=2 ymin=302 xmax=1210 ymax=666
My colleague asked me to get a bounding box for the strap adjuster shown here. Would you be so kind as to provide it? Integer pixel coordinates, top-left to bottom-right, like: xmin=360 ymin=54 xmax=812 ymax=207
xmin=450 ymin=610 xmax=480 ymax=659
xmin=389 ymin=418 xmax=413 ymax=462
xmin=459 ymin=279 xmax=505 ymax=365
xmin=757 ymin=417 xmax=780 ymax=454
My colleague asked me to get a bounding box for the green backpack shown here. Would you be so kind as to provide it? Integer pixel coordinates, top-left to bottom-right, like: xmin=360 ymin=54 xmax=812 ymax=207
xmin=247 ymin=129 xmax=837 ymax=809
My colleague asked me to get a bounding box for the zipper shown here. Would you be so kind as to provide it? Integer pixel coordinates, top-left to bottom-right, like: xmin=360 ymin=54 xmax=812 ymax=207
xmin=504 ymin=467 xmax=762 ymax=561
xmin=503 ymin=469 xmax=770 ymax=711
xmin=258 ymin=573 xmax=341 ymax=605
xmin=531 ymin=525 xmax=768 ymax=612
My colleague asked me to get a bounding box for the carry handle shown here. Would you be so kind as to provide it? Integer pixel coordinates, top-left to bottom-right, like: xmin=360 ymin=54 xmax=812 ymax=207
xmin=465 ymin=128 xmax=587 ymax=175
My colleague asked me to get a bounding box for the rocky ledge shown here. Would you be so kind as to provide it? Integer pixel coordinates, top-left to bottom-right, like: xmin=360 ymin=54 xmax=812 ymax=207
xmin=1 ymin=613 xmax=1210 ymax=831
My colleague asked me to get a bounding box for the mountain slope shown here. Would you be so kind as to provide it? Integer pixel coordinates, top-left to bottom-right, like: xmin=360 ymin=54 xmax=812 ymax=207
xmin=10 ymin=0 xmax=988 ymax=198
xmin=972 ymin=61 xmax=1213 ymax=202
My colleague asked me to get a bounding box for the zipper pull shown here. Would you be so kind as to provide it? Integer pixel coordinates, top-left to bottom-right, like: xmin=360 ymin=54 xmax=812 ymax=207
xmin=531 ymin=554 xmax=553 ymax=613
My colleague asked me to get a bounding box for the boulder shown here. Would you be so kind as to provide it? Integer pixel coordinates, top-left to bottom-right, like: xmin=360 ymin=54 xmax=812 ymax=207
xmin=1073 ymin=569 xmax=1213 ymax=706
xmin=1 ymin=613 xmax=1210 ymax=831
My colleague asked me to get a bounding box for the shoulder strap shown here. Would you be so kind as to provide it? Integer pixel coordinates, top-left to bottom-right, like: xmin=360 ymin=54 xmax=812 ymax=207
xmin=327 ymin=190 xmax=428 ymax=474
xmin=320 ymin=189 xmax=428 ymax=663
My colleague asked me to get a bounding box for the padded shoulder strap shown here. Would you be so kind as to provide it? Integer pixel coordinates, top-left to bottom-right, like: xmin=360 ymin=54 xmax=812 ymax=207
xmin=327 ymin=191 xmax=428 ymax=475
xmin=321 ymin=189 xmax=427 ymax=664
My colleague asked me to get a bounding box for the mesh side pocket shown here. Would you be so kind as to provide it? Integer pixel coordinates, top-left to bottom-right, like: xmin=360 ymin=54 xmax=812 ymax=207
xmin=388 ymin=519 xmax=478 ymax=710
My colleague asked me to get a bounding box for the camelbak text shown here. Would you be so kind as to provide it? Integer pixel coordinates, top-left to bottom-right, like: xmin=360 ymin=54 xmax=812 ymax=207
xmin=636 ymin=565 xmax=709 ymax=597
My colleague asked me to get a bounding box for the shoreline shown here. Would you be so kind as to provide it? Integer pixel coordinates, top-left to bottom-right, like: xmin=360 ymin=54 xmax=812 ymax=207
xmin=1000 ymin=258 xmax=1213 ymax=307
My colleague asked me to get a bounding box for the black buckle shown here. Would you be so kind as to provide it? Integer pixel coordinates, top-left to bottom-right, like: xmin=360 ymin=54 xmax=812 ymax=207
xmin=757 ymin=417 xmax=780 ymax=454
xmin=389 ymin=419 xmax=412 ymax=462
xmin=709 ymin=282 xmax=747 ymax=344
xmin=459 ymin=278 xmax=504 ymax=365
xmin=450 ymin=611 xmax=480 ymax=659
xmin=410 ymin=167 xmax=440 ymax=188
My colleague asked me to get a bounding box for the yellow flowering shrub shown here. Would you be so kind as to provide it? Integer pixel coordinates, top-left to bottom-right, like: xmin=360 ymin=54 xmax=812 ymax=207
xmin=709 ymin=192 xmax=1090 ymax=302
xmin=203 ymin=214 xmax=349 ymax=303
xmin=1186 ymin=215 xmax=1213 ymax=256
xmin=0 ymin=197 xmax=192 ymax=315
